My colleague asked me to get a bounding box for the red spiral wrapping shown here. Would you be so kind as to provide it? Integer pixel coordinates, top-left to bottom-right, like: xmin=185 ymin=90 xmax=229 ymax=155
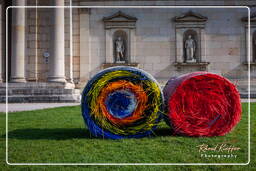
xmin=163 ymin=72 xmax=242 ymax=137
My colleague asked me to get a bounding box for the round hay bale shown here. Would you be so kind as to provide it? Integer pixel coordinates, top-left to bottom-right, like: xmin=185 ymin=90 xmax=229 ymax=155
xmin=163 ymin=72 xmax=242 ymax=137
xmin=81 ymin=66 xmax=163 ymax=139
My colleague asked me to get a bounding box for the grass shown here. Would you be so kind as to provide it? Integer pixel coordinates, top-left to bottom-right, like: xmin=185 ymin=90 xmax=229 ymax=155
xmin=0 ymin=103 xmax=255 ymax=170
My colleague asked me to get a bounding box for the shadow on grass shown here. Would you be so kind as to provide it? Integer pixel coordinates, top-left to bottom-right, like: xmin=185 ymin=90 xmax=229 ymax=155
xmin=5 ymin=128 xmax=94 ymax=140
xmin=153 ymin=127 xmax=173 ymax=137
xmin=4 ymin=127 xmax=176 ymax=140
xmin=153 ymin=128 xmax=209 ymax=138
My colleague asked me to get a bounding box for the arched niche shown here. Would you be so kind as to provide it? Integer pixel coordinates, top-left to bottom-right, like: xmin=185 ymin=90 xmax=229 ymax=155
xmin=173 ymin=11 xmax=209 ymax=71
xmin=183 ymin=29 xmax=198 ymax=62
xmin=113 ymin=30 xmax=128 ymax=63
xmin=253 ymin=31 xmax=256 ymax=62
xmin=102 ymin=11 xmax=138 ymax=68
xmin=241 ymin=12 xmax=256 ymax=65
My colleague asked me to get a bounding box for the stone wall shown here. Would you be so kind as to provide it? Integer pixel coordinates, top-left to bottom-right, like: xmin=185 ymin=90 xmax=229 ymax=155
xmin=86 ymin=8 xmax=250 ymax=82
xmin=72 ymin=0 xmax=81 ymax=84
xmin=26 ymin=0 xmax=51 ymax=82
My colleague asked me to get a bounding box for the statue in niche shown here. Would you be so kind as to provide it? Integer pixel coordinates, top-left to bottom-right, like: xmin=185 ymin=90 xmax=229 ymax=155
xmin=185 ymin=35 xmax=196 ymax=63
xmin=115 ymin=37 xmax=125 ymax=63
xmin=254 ymin=35 xmax=256 ymax=62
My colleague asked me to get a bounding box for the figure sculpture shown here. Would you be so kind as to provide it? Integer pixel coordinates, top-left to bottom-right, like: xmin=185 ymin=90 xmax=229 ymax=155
xmin=185 ymin=35 xmax=196 ymax=62
xmin=254 ymin=35 xmax=256 ymax=62
xmin=115 ymin=37 xmax=125 ymax=63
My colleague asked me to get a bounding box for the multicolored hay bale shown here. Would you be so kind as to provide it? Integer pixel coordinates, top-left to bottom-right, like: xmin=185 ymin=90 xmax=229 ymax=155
xmin=163 ymin=72 xmax=242 ymax=137
xmin=81 ymin=66 xmax=163 ymax=139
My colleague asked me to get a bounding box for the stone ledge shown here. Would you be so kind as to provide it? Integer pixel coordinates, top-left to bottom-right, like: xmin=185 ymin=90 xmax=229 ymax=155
xmin=243 ymin=62 xmax=256 ymax=66
xmin=174 ymin=62 xmax=210 ymax=71
xmin=101 ymin=63 xmax=139 ymax=69
xmin=240 ymin=93 xmax=256 ymax=99
xmin=174 ymin=62 xmax=210 ymax=66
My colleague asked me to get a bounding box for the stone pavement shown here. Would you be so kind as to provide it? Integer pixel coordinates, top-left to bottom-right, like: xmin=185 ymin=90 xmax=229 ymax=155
xmin=0 ymin=99 xmax=255 ymax=113
xmin=0 ymin=103 xmax=80 ymax=113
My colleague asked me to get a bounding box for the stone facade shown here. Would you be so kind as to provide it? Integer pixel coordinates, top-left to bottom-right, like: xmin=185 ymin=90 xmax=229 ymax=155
xmin=0 ymin=0 xmax=256 ymax=102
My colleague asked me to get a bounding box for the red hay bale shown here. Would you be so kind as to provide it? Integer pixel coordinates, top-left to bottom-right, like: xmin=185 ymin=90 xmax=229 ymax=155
xmin=163 ymin=72 xmax=242 ymax=137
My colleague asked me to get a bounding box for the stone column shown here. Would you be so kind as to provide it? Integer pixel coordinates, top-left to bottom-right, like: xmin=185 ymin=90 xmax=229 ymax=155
xmin=0 ymin=2 xmax=3 ymax=82
xmin=244 ymin=26 xmax=252 ymax=63
xmin=105 ymin=29 xmax=114 ymax=63
xmin=48 ymin=0 xmax=66 ymax=83
xmin=10 ymin=0 xmax=26 ymax=82
xmin=130 ymin=29 xmax=136 ymax=63
xmin=67 ymin=0 xmax=73 ymax=83
xmin=200 ymin=29 xmax=206 ymax=62
xmin=175 ymin=29 xmax=184 ymax=63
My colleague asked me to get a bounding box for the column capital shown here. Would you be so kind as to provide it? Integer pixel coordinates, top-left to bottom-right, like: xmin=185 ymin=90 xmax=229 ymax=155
xmin=12 ymin=0 xmax=26 ymax=6
xmin=52 ymin=0 xmax=65 ymax=6
xmin=79 ymin=8 xmax=90 ymax=14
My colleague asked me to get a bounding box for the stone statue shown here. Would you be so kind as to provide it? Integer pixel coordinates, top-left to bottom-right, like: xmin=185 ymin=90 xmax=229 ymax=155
xmin=115 ymin=37 xmax=125 ymax=63
xmin=185 ymin=35 xmax=196 ymax=62
xmin=254 ymin=35 xmax=256 ymax=61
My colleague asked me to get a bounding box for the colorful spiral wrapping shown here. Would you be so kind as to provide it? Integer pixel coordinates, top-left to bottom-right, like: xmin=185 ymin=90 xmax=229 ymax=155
xmin=81 ymin=66 xmax=164 ymax=139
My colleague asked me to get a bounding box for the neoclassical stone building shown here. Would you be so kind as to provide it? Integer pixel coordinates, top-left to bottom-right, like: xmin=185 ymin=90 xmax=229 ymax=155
xmin=0 ymin=0 xmax=255 ymax=102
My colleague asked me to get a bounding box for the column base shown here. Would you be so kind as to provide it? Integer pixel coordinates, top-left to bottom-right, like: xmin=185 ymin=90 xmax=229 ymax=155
xmin=65 ymin=82 xmax=75 ymax=89
xmin=48 ymin=76 xmax=66 ymax=83
xmin=10 ymin=77 xmax=26 ymax=83
xmin=66 ymin=78 xmax=74 ymax=84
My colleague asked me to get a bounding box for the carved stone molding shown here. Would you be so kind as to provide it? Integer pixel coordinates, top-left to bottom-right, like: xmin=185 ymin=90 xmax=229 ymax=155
xmin=103 ymin=11 xmax=137 ymax=29
xmin=102 ymin=63 xmax=139 ymax=69
xmin=241 ymin=12 xmax=256 ymax=25
xmin=174 ymin=62 xmax=210 ymax=71
xmin=243 ymin=62 xmax=256 ymax=66
xmin=174 ymin=11 xmax=208 ymax=28
xmin=174 ymin=11 xmax=208 ymax=22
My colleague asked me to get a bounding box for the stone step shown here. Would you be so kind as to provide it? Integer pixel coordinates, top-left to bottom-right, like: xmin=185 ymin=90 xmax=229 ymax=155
xmin=0 ymin=94 xmax=81 ymax=103
xmin=240 ymin=93 xmax=256 ymax=98
xmin=0 ymin=82 xmax=75 ymax=89
xmin=0 ymin=82 xmax=81 ymax=103
xmin=0 ymin=88 xmax=80 ymax=96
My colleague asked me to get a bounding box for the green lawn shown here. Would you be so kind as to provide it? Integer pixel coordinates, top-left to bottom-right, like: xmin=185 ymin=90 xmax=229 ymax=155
xmin=0 ymin=103 xmax=255 ymax=170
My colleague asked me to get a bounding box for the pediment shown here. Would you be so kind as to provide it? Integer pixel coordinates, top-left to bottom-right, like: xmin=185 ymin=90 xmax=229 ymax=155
xmin=103 ymin=11 xmax=137 ymax=22
xmin=174 ymin=11 xmax=208 ymax=22
xmin=241 ymin=12 xmax=256 ymax=22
